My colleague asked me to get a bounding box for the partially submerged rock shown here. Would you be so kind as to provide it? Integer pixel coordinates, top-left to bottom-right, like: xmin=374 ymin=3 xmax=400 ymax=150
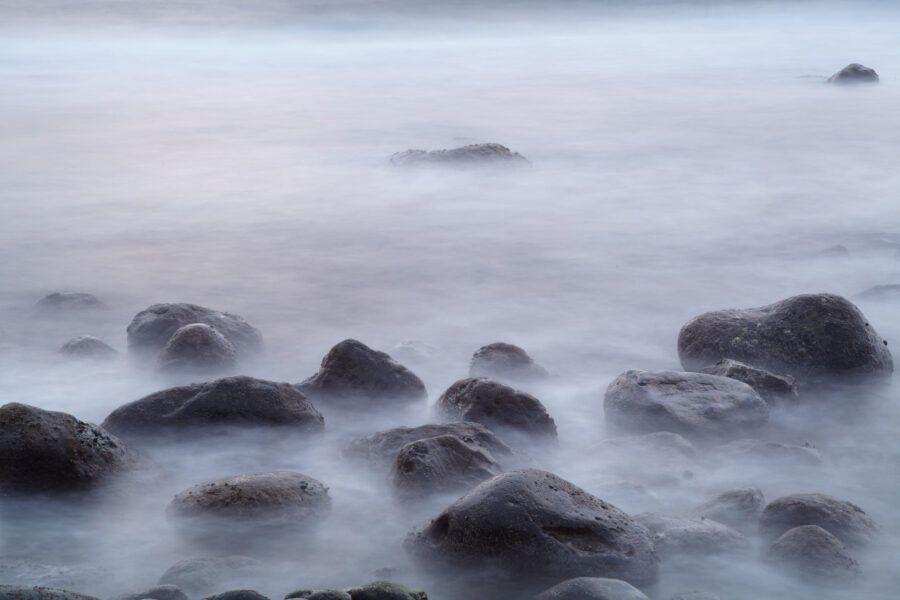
xmin=603 ymin=370 xmax=768 ymax=441
xmin=102 ymin=376 xmax=324 ymax=438
xmin=58 ymin=336 xmax=118 ymax=360
xmin=109 ymin=584 xmax=189 ymax=600
xmin=0 ymin=403 xmax=134 ymax=493
xmin=435 ymin=378 xmax=557 ymax=441
xmin=718 ymin=439 xmax=822 ymax=466
xmin=158 ymin=557 xmax=261 ymax=597
xmin=827 ymin=63 xmax=879 ymax=84
xmin=700 ymin=359 xmax=798 ymax=404
xmin=204 ymin=592 xmax=269 ymax=600
xmin=346 ymin=580 xmax=427 ymax=600
xmin=678 ymin=294 xmax=893 ymax=386
xmin=35 ymin=292 xmax=106 ymax=314
xmin=760 ymin=493 xmax=877 ymax=547
xmin=299 ymin=339 xmax=427 ymax=407
xmin=285 ymin=591 xmax=351 ymax=600
xmin=634 ymin=513 xmax=750 ymax=559
xmin=345 ymin=422 xmax=511 ymax=465
xmin=392 ymin=434 xmax=502 ymax=498
xmin=0 ymin=586 xmax=99 ymax=600
xmin=765 ymin=525 xmax=860 ymax=580
xmin=157 ymin=323 xmax=237 ymax=374
xmin=468 ymin=342 xmax=549 ymax=383
xmin=692 ymin=487 xmax=765 ymax=532
xmin=406 ymin=469 xmax=659 ymax=590
xmin=857 ymin=283 xmax=900 ymax=301
xmin=389 ymin=143 xmax=528 ymax=168
xmin=536 ymin=577 xmax=649 ymax=600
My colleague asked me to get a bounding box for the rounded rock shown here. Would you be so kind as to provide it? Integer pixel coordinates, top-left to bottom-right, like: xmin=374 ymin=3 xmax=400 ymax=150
xmin=345 ymin=422 xmax=511 ymax=465
xmin=469 ymin=342 xmax=549 ymax=383
xmin=157 ymin=323 xmax=237 ymax=374
xmin=536 ymin=577 xmax=649 ymax=600
xmin=760 ymin=493 xmax=877 ymax=547
xmin=347 ymin=581 xmax=427 ymax=600
xmin=392 ymin=434 xmax=502 ymax=498
xmin=699 ymin=359 xmax=798 ymax=404
xmin=827 ymin=63 xmax=879 ymax=84
xmin=765 ymin=525 xmax=860 ymax=580
xmin=35 ymin=292 xmax=107 ymax=314
xmin=634 ymin=513 xmax=750 ymax=559
xmin=692 ymin=487 xmax=765 ymax=532
xmin=59 ymin=336 xmax=118 ymax=360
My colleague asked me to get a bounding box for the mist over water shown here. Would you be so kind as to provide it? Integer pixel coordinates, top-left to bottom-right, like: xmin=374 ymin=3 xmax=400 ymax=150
xmin=1 ymin=1 xmax=900 ymax=599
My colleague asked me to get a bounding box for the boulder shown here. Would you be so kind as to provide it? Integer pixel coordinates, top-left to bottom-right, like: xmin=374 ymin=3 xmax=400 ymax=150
xmin=634 ymin=513 xmax=750 ymax=559
xmin=692 ymin=488 xmax=765 ymax=532
xmin=347 ymin=581 xmax=427 ymax=600
xmin=699 ymin=359 xmax=798 ymax=404
xmin=157 ymin=323 xmax=237 ymax=374
xmin=765 ymin=525 xmax=860 ymax=580
xmin=389 ymin=143 xmax=528 ymax=167
xmin=718 ymin=439 xmax=822 ymax=466
xmin=59 ymin=336 xmax=118 ymax=360
xmin=435 ymin=378 xmax=557 ymax=441
xmin=0 ymin=587 xmax=99 ymax=600
xmin=204 ymin=593 xmax=269 ymax=600
xmin=677 ymin=294 xmax=893 ymax=386
xmin=0 ymin=403 xmax=134 ymax=493
xmin=102 ymin=376 xmax=324 ymax=438
xmin=405 ymin=469 xmax=659 ymax=590
xmin=299 ymin=339 xmax=427 ymax=407
xmin=126 ymin=303 xmax=263 ymax=358
xmin=158 ymin=557 xmax=261 ymax=597
xmin=35 ymin=293 xmax=106 ymax=314
xmin=536 ymin=578 xmax=649 ymax=600
xmin=603 ymin=370 xmax=768 ymax=441
xmin=760 ymin=493 xmax=877 ymax=547
xmin=469 ymin=342 xmax=548 ymax=383
xmin=345 ymin=422 xmax=511 ymax=465
xmin=108 ymin=585 xmax=189 ymax=600
xmin=392 ymin=434 xmax=502 ymax=498
xmin=827 ymin=63 xmax=879 ymax=84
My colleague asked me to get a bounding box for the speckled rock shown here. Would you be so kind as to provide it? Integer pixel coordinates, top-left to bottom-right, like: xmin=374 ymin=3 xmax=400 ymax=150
xmin=389 ymin=143 xmax=528 ymax=167
xmin=109 ymin=584 xmax=189 ymax=600
xmin=285 ymin=591 xmax=351 ymax=600
xmin=760 ymin=493 xmax=877 ymax=547
xmin=392 ymin=434 xmax=501 ymax=498
xmin=347 ymin=581 xmax=427 ymax=600
xmin=203 ymin=592 xmax=269 ymax=600
xmin=0 ymin=586 xmax=99 ymax=600
xmin=692 ymin=488 xmax=765 ymax=532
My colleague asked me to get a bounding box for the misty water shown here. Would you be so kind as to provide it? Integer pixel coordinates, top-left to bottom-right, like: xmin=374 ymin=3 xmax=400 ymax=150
xmin=1 ymin=1 xmax=900 ymax=599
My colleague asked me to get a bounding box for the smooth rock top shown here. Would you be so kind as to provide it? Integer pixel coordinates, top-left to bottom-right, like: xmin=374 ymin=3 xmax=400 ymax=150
xmin=392 ymin=434 xmax=502 ymax=498
xmin=678 ymin=294 xmax=893 ymax=386
xmin=765 ymin=525 xmax=860 ymax=580
xmin=435 ymin=377 xmax=557 ymax=441
xmin=58 ymin=336 xmax=118 ymax=359
xmin=536 ymin=577 xmax=650 ymax=600
xmin=603 ymin=370 xmax=768 ymax=441
xmin=827 ymin=63 xmax=879 ymax=84
xmin=299 ymin=339 xmax=427 ymax=407
xmin=389 ymin=143 xmax=528 ymax=167
xmin=35 ymin=292 xmax=106 ymax=314
xmin=0 ymin=586 xmax=99 ymax=600
xmin=157 ymin=323 xmax=237 ymax=374
xmin=634 ymin=513 xmax=750 ymax=559
xmin=0 ymin=403 xmax=133 ymax=493
xmin=126 ymin=303 xmax=263 ymax=358
xmin=469 ymin=342 xmax=549 ymax=383
xmin=102 ymin=376 xmax=324 ymax=438
xmin=692 ymin=487 xmax=765 ymax=531
xmin=700 ymin=359 xmax=798 ymax=404
xmin=760 ymin=493 xmax=877 ymax=547
xmin=344 ymin=421 xmax=511 ymax=465
xmin=406 ymin=469 xmax=659 ymax=590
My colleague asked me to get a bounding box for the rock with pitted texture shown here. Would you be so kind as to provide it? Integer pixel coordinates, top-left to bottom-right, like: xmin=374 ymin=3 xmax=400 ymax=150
xmin=765 ymin=525 xmax=860 ymax=580
xmin=108 ymin=585 xmax=189 ymax=600
xmin=204 ymin=592 xmax=269 ymax=600
xmin=285 ymin=591 xmax=351 ymax=600
xmin=392 ymin=434 xmax=501 ymax=498
xmin=0 ymin=586 xmax=99 ymax=600
xmin=347 ymin=581 xmax=427 ymax=600
xmin=157 ymin=323 xmax=237 ymax=374
xmin=760 ymin=493 xmax=877 ymax=547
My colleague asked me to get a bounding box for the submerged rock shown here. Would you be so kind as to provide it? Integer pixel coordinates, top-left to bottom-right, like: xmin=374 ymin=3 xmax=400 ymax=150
xmin=536 ymin=577 xmax=649 ymax=600
xmin=157 ymin=323 xmax=237 ymax=374
xmin=827 ymin=63 xmax=879 ymax=84
xmin=204 ymin=592 xmax=269 ymax=600
xmin=692 ymin=487 xmax=765 ymax=532
xmin=35 ymin=292 xmax=106 ymax=314
xmin=389 ymin=143 xmax=528 ymax=167
xmin=158 ymin=557 xmax=261 ymax=597
xmin=435 ymin=378 xmax=557 ymax=441
xmin=406 ymin=469 xmax=659 ymax=590
xmin=760 ymin=493 xmax=877 ymax=547
xmin=345 ymin=422 xmax=511 ymax=465
xmin=299 ymin=339 xmax=427 ymax=407
xmin=59 ymin=336 xmax=118 ymax=359
xmin=392 ymin=434 xmax=502 ymax=498
xmin=594 ymin=431 xmax=698 ymax=460
xmin=0 ymin=403 xmax=134 ymax=493
xmin=678 ymin=294 xmax=893 ymax=386
xmin=718 ymin=439 xmax=822 ymax=466
xmin=286 ymin=592 xmax=351 ymax=600
xmin=634 ymin=513 xmax=750 ymax=559
xmin=109 ymin=585 xmax=189 ymax=600
xmin=102 ymin=376 xmax=324 ymax=438
xmin=668 ymin=594 xmax=722 ymax=600
xmin=765 ymin=525 xmax=860 ymax=580
xmin=857 ymin=283 xmax=900 ymax=301
xmin=0 ymin=586 xmax=99 ymax=600
xmin=126 ymin=303 xmax=263 ymax=358
xmin=700 ymin=359 xmax=798 ymax=404
xmin=603 ymin=370 xmax=768 ymax=441
xmin=468 ymin=342 xmax=549 ymax=383
xmin=347 ymin=581 xmax=427 ymax=600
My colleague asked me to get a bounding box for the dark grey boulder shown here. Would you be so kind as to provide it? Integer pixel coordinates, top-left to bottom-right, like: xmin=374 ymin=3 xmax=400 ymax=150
xmin=392 ymin=434 xmax=502 ymax=498
xmin=406 ymin=469 xmax=659 ymax=590
xmin=857 ymin=283 xmax=900 ymax=300
xmin=344 ymin=422 xmax=511 ymax=465
xmin=469 ymin=342 xmax=549 ymax=383
xmin=718 ymin=439 xmax=822 ymax=466
xmin=102 ymin=376 xmax=324 ymax=438
xmin=536 ymin=577 xmax=649 ymax=600
xmin=0 ymin=586 xmax=99 ymax=600
xmin=126 ymin=303 xmax=263 ymax=358
xmin=390 ymin=143 xmax=528 ymax=167
xmin=59 ymin=336 xmax=118 ymax=360
xmin=827 ymin=63 xmax=879 ymax=84
xmin=765 ymin=525 xmax=860 ymax=580
xmin=299 ymin=339 xmax=427 ymax=407
xmin=347 ymin=581 xmax=427 ymax=600
xmin=603 ymin=370 xmax=768 ymax=441
xmin=285 ymin=591 xmax=351 ymax=600
xmin=692 ymin=488 xmax=765 ymax=532
xmin=36 ymin=292 xmax=106 ymax=314
xmin=158 ymin=557 xmax=261 ymax=597
xmin=700 ymin=359 xmax=798 ymax=404
xmin=678 ymin=294 xmax=893 ymax=386
xmin=760 ymin=493 xmax=877 ymax=547
xmin=109 ymin=585 xmax=189 ymax=600
xmin=0 ymin=403 xmax=134 ymax=493
xmin=157 ymin=323 xmax=237 ymax=374
xmin=204 ymin=592 xmax=269 ymax=600
xmin=435 ymin=378 xmax=557 ymax=441
xmin=634 ymin=513 xmax=750 ymax=559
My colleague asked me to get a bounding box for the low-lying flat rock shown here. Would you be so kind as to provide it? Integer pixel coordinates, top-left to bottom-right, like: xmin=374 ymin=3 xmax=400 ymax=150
xmin=760 ymin=493 xmax=877 ymax=547
xmin=469 ymin=342 xmax=549 ymax=383
xmin=765 ymin=525 xmax=860 ymax=580
xmin=345 ymin=422 xmax=511 ymax=465
xmin=536 ymin=577 xmax=649 ymax=600
xmin=718 ymin=439 xmax=822 ymax=466
xmin=347 ymin=581 xmax=427 ymax=600
xmin=35 ymin=293 xmax=106 ymax=314
xmin=692 ymin=487 xmax=765 ymax=532
xmin=857 ymin=283 xmax=900 ymax=301
xmin=285 ymin=590 xmax=351 ymax=600
xmin=389 ymin=143 xmax=528 ymax=167
xmin=634 ymin=513 xmax=750 ymax=559
xmin=392 ymin=434 xmax=502 ymax=498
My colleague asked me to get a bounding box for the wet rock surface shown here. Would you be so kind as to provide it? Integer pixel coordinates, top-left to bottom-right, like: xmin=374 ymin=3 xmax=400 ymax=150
xmin=468 ymin=342 xmax=549 ymax=383
xmin=389 ymin=143 xmax=528 ymax=167
xmin=765 ymin=524 xmax=860 ymax=580
xmin=691 ymin=487 xmax=765 ymax=532
xmin=827 ymin=63 xmax=879 ymax=84
xmin=435 ymin=378 xmax=557 ymax=441
xmin=0 ymin=402 xmax=134 ymax=493
xmin=678 ymin=294 xmax=893 ymax=386
xmin=760 ymin=493 xmax=877 ymax=547
xmin=406 ymin=469 xmax=659 ymax=591
xmin=700 ymin=359 xmax=798 ymax=404
xmin=157 ymin=323 xmax=237 ymax=374
xmin=58 ymin=336 xmax=118 ymax=359
xmin=345 ymin=422 xmax=511 ymax=465
xmin=102 ymin=376 xmax=324 ymax=438
xmin=634 ymin=513 xmax=750 ymax=559
xmin=536 ymin=577 xmax=650 ymax=600
xmin=603 ymin=370 xmax=768 ymax=440
xmin=0 ymin=586 xmax=99 ymax=600
xmin=299 ymin=339 xmax=427 ymax=407
xmin=391 ymin=434 xmax=502 ymax=498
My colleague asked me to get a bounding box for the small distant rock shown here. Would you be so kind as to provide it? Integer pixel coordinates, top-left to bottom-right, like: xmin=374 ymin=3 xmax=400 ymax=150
xmin=35 ymin=292 xmax=107 ymax=314
xmin=469 ymin=342 xmax=549 ymax=384
xmin=392 ymin=434 xmax=502 ymax=498
xmin=857 ymin=283 xmax=900 ymax=301
xmin=389 ymin=143 xmax=528 ymax=167
xmin=158 ymin=557 xmax=261 ymax=597
xmin=827 ymin=63 xmax=879 ymax=84
xmin=390 ymin=340 xmax=438 ymax=366
xmin=700 ymin=359 xmax=798 ymax=405
xmin=634 ymin=513 xmax=750 ymax=559
xmin=819 ymin=244 xmax=849 ymax=257
xmin=692 ymin=487 xmax=765 ymax=532
xmin=760 ymin=493 xmax=877 ymax=547
xmin=536 ymin=577 xmax=649 ymax=600
xmin=344 ymin=422 xmax=512 ymax=466
xmin=765 ymin=525 xmax=860 ymax=580
xmin=157 ymin=323 xmax=237 ymax=375
xmin=59 ymin=336 xmax=118 ymax=360
xmin=0 ymin=586 xmax=99 ymax=600
xmin=347 ymin=580 xmax=428 ymax=600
